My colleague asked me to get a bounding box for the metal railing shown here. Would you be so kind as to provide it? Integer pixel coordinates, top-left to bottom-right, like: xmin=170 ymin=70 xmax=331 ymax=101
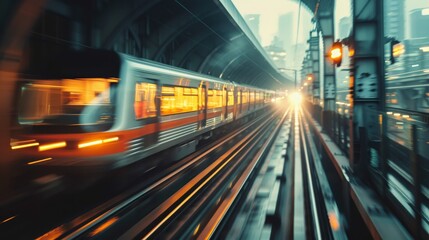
xmin=304 ymin=99 xmax=429 ymax=239
xmin=305 ymin=101 xmax=350 ymax=157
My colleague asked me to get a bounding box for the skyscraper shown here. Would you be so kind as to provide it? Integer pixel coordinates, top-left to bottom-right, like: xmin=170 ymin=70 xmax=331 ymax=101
xmin=384 ymin=0 xmax=405 ymax=40
xmin=410 ymin=8 xmax=429 ymax=39
xmin=278 ymin=13 xmax=294 ymax=64
xmin=244 ymin=14 xmax=261 ymax=43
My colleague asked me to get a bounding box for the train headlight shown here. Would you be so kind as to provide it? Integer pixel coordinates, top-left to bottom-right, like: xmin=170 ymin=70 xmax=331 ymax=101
xmin=290 ymin=92 xmax=302 ymax=105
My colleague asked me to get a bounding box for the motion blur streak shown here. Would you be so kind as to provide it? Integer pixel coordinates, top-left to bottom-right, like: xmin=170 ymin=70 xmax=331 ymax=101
xmin=27 ymin=157 xmax=53 ymax=165
xmin=38 ymin=141 xmax=67 ymax=151
xmin=78 ymin=140 xmax=103 ymax=149
xmin=143 ymin=155 xmax=234 ymax=240
xmin=1 ymin=216 xmax=16 ymax=224
xmin=89 ymin=217 xmax=118 ymax=237
xmin=11 ymin=141 xmax=39 ymax=150
xmin=193 ymin=224 xmax=201 ymax=236
xmin=102 ymin=137 xmax=119 ymax=143
xmin=78 ymin=137 xmax=119 ymax=149
xmin=328 ymin=212 xmax=340 ymax=231
xmin=36 ymin=226 xmax=65 ymax=240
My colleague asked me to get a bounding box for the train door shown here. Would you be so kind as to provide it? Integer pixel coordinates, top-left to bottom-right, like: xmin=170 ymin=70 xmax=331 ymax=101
xmin=223 ymin=87 xmax=228 ymax=119
xmin=239 ymin=89 xmax=242 ymax=114
xmin=233 ymin=87 xmax=237 ymax=121
xmin=247 ymin=90 xmax=251 ymax=111
xmin=199 ymin=83 xmax=207 ymax=128
xmin=135 ymin=79 xmax=160 ymax=146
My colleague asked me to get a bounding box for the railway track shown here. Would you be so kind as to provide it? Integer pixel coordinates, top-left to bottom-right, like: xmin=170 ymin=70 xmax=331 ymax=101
xmin=294 ymin=105 xmax=347 ymax=239
xmin=0 ymin=105 xmax=290 ymax=239
xmin=0 ymin=103 xmax=351 ymax=239
xmin=42 ymin=107 xmax=286 ymax=239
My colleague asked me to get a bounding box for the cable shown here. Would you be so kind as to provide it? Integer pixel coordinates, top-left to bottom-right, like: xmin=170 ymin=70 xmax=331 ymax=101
xmin=293 ymin=0 xmax=303 ymax=78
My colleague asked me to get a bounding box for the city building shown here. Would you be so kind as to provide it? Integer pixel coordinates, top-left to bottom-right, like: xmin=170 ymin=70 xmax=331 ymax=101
xmin=265 ymin=36 xmax=287 ymax=68
xmin=278 ymin=13 xmax=294 ymax=66
xmin=384 ymin=0 xmax=405 ymax=40
xmin=410 ymin=8 xmax=429 ymax=39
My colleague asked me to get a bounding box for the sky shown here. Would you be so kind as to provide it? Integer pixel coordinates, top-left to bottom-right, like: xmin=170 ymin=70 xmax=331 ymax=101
xmin=232 ymin=0 xmax=314 ymax=46
xmin=232 ymin=0 xmax=352 ymax=69
xmin=232 ymin=0 xmax=352 ymax=46
xmin=231 ymin=0 xmax=429 ymax=71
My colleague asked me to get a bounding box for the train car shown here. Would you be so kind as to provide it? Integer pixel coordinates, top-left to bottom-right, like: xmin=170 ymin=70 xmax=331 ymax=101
xmin=385 ymin=71 xmax=429 ymax=114
xmin=11 ymin=49 xmax=275 ymax=173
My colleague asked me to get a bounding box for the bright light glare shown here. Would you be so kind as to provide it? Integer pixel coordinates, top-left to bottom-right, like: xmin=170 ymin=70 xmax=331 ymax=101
xmin=328 ymin=212 xmax=340 ymax=231
xmin=38 ymin=141 xmax=67 ymax=152
xmin=78 ymin=139 xmax=103 ymax=149
xmin=331 ymin=48 xmax=341 ymax=59
xmin=290 ymin=92 xmax=302 ymax=105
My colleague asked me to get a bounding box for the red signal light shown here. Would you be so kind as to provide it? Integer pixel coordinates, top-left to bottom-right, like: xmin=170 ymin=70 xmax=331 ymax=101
xmin=330 ymin=41 xmax=343 ymax=67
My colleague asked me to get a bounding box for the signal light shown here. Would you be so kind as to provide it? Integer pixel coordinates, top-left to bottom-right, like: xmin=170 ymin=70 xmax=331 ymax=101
xmin=330 ymin=41 xmax=343 ymax=67
xmin=390 ymin=39 xmax=403 ymax=64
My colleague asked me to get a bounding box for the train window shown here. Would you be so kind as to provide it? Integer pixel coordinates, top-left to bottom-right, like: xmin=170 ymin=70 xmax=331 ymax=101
xmin=18 ymin=78 xmax=117 ymax=132
xmin=242 ymin=91 xmax=248 ymax=104
xmin=161 ymin=86 xmax=198 ymax=115
xmin=134 ymin=82 xmax=157 ymax=119
xmin=255 ymin=92 xmax=259 ymax=105
xmin=199 ymin=86 xmax=206 ymax=110
xmin=183 ymin=88 xmax=198 ymax=95
xmin=208 ymin=89 xmax=222 ymax=109
xmin=207 ymin=89 xmax=216 ymax=109
xmin=237 ymin=91 xmax=241 ymax=105
xmin=228 ymin=91 xmax=234 ymax=106
xmin=250 ymin=91 xmax=255 ymax=103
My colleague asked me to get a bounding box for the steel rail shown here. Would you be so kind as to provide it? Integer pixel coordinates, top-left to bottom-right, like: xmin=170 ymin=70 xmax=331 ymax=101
xmin=196 ymin=107 xmax=291 ymax=239
xmin=298 ymin=107 xmax=323 ymax=240
xmin=120 ymin=112 xmax=277 ymax=239
xmin=37 ymin=109 xmax=277 ymax=240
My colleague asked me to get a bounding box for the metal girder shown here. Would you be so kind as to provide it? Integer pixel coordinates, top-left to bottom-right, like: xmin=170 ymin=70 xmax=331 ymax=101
xmin=151 ymin=9 xmax=219 ymax=61
xmin=300 ymin=0 xmax=335 ymax=17
xmin=309 ymin=30 xmax=321 ymax=100
xmin=99 ymin=0 xmax=289 ymax=89
xmin=8 ymin=0 xmax=290 ymax=90
xmin=197 ymin=43 xmax=225 ymax=73
xmin=201 ymin=40 xmax=248 ymax=77
xmin=177 ymin=33 xmax=222 ymax=71
xmin=318 ymin=11 xmax=336 ymax=112
xmin=350 ymin=0 xmax=384 ymax=164
xmin=96 ymin=0 xmax=160 ymax=48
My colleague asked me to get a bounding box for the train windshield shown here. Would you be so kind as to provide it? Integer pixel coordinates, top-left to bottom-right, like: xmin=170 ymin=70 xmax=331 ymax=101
xmin=18 ymin=78 xmax=118 ymax=133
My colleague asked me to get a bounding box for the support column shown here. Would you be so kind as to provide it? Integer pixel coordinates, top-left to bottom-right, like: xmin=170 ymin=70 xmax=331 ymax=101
xmin=309 ymin=30 xmax=320 ymax=103
xmin=318 ymin=11 xmax=336 ymax=131
xmin=350 ymin=0 xmax=384 ymax=167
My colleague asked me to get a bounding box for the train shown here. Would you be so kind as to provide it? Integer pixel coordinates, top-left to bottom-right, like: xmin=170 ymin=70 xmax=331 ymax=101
xmin=11 ymin=49 xmax=280 ymax=174
xmin=385 ymin=70 xmax=429 ymax=115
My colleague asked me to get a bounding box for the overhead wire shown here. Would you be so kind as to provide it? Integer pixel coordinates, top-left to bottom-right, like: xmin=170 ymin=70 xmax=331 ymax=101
xmin=293 ymin=0 xmax=303 ymax=79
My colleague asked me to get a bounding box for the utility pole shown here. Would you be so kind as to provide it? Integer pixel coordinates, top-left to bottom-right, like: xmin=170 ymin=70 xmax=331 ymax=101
xmin=278 ymin=67 xmax=298 ymax=90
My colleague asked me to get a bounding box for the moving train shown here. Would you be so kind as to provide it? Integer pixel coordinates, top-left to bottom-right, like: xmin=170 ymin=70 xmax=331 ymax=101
xmin=11 ymin=49 xmax=279 ymax=173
